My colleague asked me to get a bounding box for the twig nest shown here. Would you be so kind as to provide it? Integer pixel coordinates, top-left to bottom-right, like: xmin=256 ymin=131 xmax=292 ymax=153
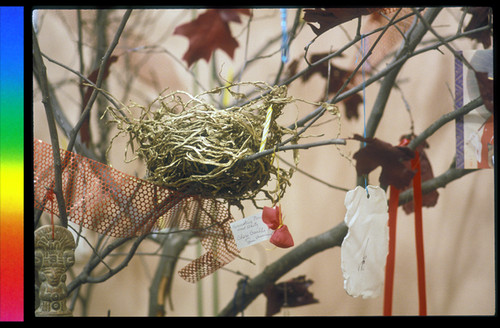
xmin=106 ymin=82 xmax=295 ymax=204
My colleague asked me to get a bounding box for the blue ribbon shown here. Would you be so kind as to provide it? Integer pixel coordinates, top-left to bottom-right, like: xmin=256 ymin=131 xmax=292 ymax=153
xmin=280 ymin=8 xmax=289 ymax=63
xmin=355 ymin=34 xmax=369 ymax=196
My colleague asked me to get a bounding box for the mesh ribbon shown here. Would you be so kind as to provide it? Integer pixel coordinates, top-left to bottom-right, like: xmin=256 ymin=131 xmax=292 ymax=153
xmin=33 ymin=138 xmax=239 ymax=283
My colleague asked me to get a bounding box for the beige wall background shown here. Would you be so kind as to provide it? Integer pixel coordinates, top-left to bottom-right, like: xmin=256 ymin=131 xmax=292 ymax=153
xmin=33 ymin=8 xmax=495 ymax=316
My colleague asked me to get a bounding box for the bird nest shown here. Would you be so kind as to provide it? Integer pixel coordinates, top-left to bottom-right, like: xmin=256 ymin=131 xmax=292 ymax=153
xmin=105 ymin=82 xmax=298 ymax=205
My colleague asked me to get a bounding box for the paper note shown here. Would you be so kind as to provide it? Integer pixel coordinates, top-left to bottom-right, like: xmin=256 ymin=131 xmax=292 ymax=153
xmin=341 ymin=185 xmax=389 ymax=299
xmin=230 ymin=213 xmax=274 ymax=249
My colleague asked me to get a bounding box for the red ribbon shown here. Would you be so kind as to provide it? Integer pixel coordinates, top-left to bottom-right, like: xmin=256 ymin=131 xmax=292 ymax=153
xmin=262 ymin=205 xmax=294 ymax=248
xmin=412 ymin=151 xmax=427 ymax=316
xmin=384 ymin=139 xmax=427 ymax=316
xmin=46 ymin=188 xmax=56 ymax=241
xmin=383 ymin=184 xmax=399 ymax=316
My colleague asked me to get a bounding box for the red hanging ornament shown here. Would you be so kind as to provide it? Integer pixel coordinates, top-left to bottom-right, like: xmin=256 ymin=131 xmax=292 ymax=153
xmin=262 ymin=205 xmax=294 ymax=248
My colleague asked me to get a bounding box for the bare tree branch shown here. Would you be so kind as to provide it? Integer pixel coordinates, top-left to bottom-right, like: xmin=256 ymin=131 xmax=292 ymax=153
xmin=218 ymin=160 xmax=480 ymax=316
xmin=32 ymin=24 xmax=69 ymax=228
xmin=218 ymin=221 xmax=348 ymax=316
xmin=148 ymin=230 xmax=194 ymax=316
xmin=408 ymin=96 xmax=483 ymax=151
xmin=243 ymin=138 xmax=346 ymax=162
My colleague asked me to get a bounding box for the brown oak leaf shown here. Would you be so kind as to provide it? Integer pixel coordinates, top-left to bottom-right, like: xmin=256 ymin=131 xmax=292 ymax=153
xmin=174 ymin=9 xmax=251 ymax=67
xmin=399 ymin=137 xmax=439 ymax=214
xmin=303 ymin=8 xmax=378 ymax=36
xmin=343 ymin=92 xmax=363 ymax=120
xmin=288 ymin=52 xmax=363 ymax=119
xmin=263 ymin=275 xmax=318 ymax=316
xmin=463 ymin=7 xmax=492 ymax=49
xmin=352 ymin=134 xmax=415 ymax=189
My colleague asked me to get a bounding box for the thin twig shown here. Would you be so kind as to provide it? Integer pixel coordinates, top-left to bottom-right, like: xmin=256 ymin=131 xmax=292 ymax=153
xmin=243 ymin=138 xmax=346 ymax=162
xmin=279 ymin=156 xmax=350 ymax=192
xmin=364 ymin=7 xmax=442 ymax=139
xmin=408 ymin=96 xmax=483 ymax=151
xmin=67 ymin=236 xmax=135 ymax=293
xmin=290 ymin=20 xmax=490 ymax=133
xmin=40 ymin=52 xmax=124 ymax=113
xmin=411 ymin=8 xmax=474 ymax=71
xmin=282 ymin=8 xmax=406 ymax=139
xmin=67 ymin=9 xmax=132 ymax=153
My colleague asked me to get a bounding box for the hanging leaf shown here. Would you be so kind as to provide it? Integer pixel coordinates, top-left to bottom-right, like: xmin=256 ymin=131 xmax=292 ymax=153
xmin=399 ymin=137 xmax=439 ymax=214
xmin=343 ymin=93 xmax=363 ymax=120
xmin=303 ymin=8 xmax=378 ymax=36
xmin=352 ymin=134 xmax=415 ymax=189
xmin=463 ymin=7 xmax=492 ymax=49
xmin=287 ymin=52 xmax=363 ymax=119
xmin=174 ymin=9 xmax=251 ymax=67
xmin=263 ymin=275 xmax=318 ymax=316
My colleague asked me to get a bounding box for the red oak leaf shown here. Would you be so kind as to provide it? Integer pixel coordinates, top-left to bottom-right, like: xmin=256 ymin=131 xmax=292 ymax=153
xmin=263 ymin=276 xmax=318 ymax=316
xmin=174 ymin=9 xmax=251 ymax=67
xmin=399 ymin=137 xmax=439 ymax=214
xmin=352 ymin=134 xmax=415 ymax=189
xmin=80 ymin=55 xmax=118 ymax=147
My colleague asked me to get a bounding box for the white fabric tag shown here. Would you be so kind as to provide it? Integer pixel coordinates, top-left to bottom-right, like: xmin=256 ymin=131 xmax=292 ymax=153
xmin=341 ymin=185 xmax=389 ymax=299
xmin=230 ymin=213 xmax=274 ymax=249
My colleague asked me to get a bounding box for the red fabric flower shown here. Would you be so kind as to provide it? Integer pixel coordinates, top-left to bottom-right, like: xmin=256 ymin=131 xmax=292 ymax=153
xmin=262 ymin=205 xmax=294 ymax=248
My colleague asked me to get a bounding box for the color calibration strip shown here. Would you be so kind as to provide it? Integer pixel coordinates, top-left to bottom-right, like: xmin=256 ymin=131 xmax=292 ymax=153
xmin=0 ymin=7 xmax=24 ymax=322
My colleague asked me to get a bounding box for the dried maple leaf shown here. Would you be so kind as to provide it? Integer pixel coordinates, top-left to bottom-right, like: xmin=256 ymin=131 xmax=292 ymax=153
xmin=174 ymin=9 xmax=250 ymax=67
xmin=263 ymin=275 xmax=318 ymax=316
xmin=352 ymin=134 xmax=415 ymax=189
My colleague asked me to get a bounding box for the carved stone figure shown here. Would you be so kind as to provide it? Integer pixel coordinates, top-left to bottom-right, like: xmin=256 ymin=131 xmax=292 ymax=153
xmin=35 ymin=225 xmax=76 ymax=317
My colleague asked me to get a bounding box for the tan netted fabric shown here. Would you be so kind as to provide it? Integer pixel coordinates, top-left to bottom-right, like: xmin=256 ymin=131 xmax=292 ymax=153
xmin=33 ymin=138 xmax=239 ymax=282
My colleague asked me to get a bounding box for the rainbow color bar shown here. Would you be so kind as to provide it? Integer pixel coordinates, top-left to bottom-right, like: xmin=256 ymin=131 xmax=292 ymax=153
xmin=0 ymin=7 xmax=24 ymax=322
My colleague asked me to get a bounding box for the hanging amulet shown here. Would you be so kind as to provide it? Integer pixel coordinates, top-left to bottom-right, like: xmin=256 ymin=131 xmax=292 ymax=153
xmin=35 ymin=225 xmax=76 ymax=317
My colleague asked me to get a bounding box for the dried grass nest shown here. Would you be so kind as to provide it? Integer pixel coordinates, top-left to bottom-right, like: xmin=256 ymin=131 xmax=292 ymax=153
xmin=105 ymin=82 xmax=301 ymax=204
